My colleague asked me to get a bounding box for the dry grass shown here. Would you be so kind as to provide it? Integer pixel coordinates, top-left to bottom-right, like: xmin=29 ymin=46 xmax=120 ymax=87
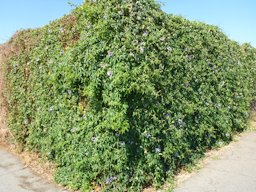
xmin=0 ymin=141 xmax=66 ymax=190
xmin=249 ymin=111 xmax=256 ymax=130
xmin=0 ymin=44 xmax=11 ymax=143
xmin=19 ymin=150 xmax=57 ymax=181
xmin=0 ymin=29 xmax=40 ymax=143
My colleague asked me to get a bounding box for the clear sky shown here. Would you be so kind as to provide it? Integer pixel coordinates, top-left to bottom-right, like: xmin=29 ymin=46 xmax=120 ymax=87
xmin=0 ymin=0 xmax=84 ymax=43
xmin=0 ymin=0 xmax=255 ymax=47
xmin=161 ymin=0 xmax=256 ymax=47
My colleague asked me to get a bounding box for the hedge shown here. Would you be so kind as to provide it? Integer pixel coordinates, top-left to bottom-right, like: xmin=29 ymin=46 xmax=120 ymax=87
xmin=4 ymin=0 xmax=256 ymax=191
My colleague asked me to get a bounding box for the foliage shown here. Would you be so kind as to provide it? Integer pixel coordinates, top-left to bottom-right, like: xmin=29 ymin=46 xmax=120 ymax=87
xmin=4 ymin=0 xmax=256 ymax=191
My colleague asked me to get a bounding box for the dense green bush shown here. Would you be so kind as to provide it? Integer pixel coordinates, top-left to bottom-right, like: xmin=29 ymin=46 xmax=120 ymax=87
xmin=5 ymin=0 xmax=256 ymax=191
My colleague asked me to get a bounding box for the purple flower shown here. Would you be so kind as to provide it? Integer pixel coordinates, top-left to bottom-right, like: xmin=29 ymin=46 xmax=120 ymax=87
xmin=105 ymin=176 xmax=117 ymax=184
xmin=177 ymin=119 xmax=183 ymax=125
xmin=184 ymin=82 xmax=190 ymax=87
xmin=143 ymin=31 xmax=148 ymax=36
xmin=166 ymin=169 xmax=172 ymax=174
xmin=160 ymin=37 xmax=166 ymax=42
xmin=71 ymin=127 xmax=77 ymax=133
xmin=188 ymin=55 xmax=193 ymax=60
xmin=167 ymin=46 xmax=172 ymax=52
xmin=108 ymin=51 xmax=113 ymax=57
xmin=105 ymin=177 xmax=111 ymax=184
xmin=145 ymin=132 xmax=151 ymax=138
xmin=68 ymin=90 xmax=72 ymax=95
xmin=218 ymin=141 xmax=223 ymax=146
xmin=107 ymin=70 xmax=113 ymax=77
xmin=121 ymin=141 xmax=125 ymax=145
xmin=155 ymin=147 xmax=161 ymax=153
xmin=92 ymin=137 xmax=98 ymax=143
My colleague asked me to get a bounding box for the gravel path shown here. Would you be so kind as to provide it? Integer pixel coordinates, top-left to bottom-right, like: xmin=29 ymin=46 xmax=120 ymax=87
xmin=0 ymin=146 xmax=68 ymax=192
xmin=174 ymin=131 xmax=256 ymax=192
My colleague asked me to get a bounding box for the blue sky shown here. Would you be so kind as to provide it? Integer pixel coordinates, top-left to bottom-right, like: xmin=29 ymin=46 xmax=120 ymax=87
xmin=0 ymin=0 xmax=255 ymax=46
xmin=0 ymin=0 xmax=83 ymax=43
xmin=161 ymin=0 xmax=256 ymax=46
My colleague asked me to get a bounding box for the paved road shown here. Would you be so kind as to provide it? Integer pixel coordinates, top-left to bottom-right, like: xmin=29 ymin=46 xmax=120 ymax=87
xmin=0 ymin=146 xmax=67 ymax=192
xmin=174 ymin=131 xmax=256 ymax=192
